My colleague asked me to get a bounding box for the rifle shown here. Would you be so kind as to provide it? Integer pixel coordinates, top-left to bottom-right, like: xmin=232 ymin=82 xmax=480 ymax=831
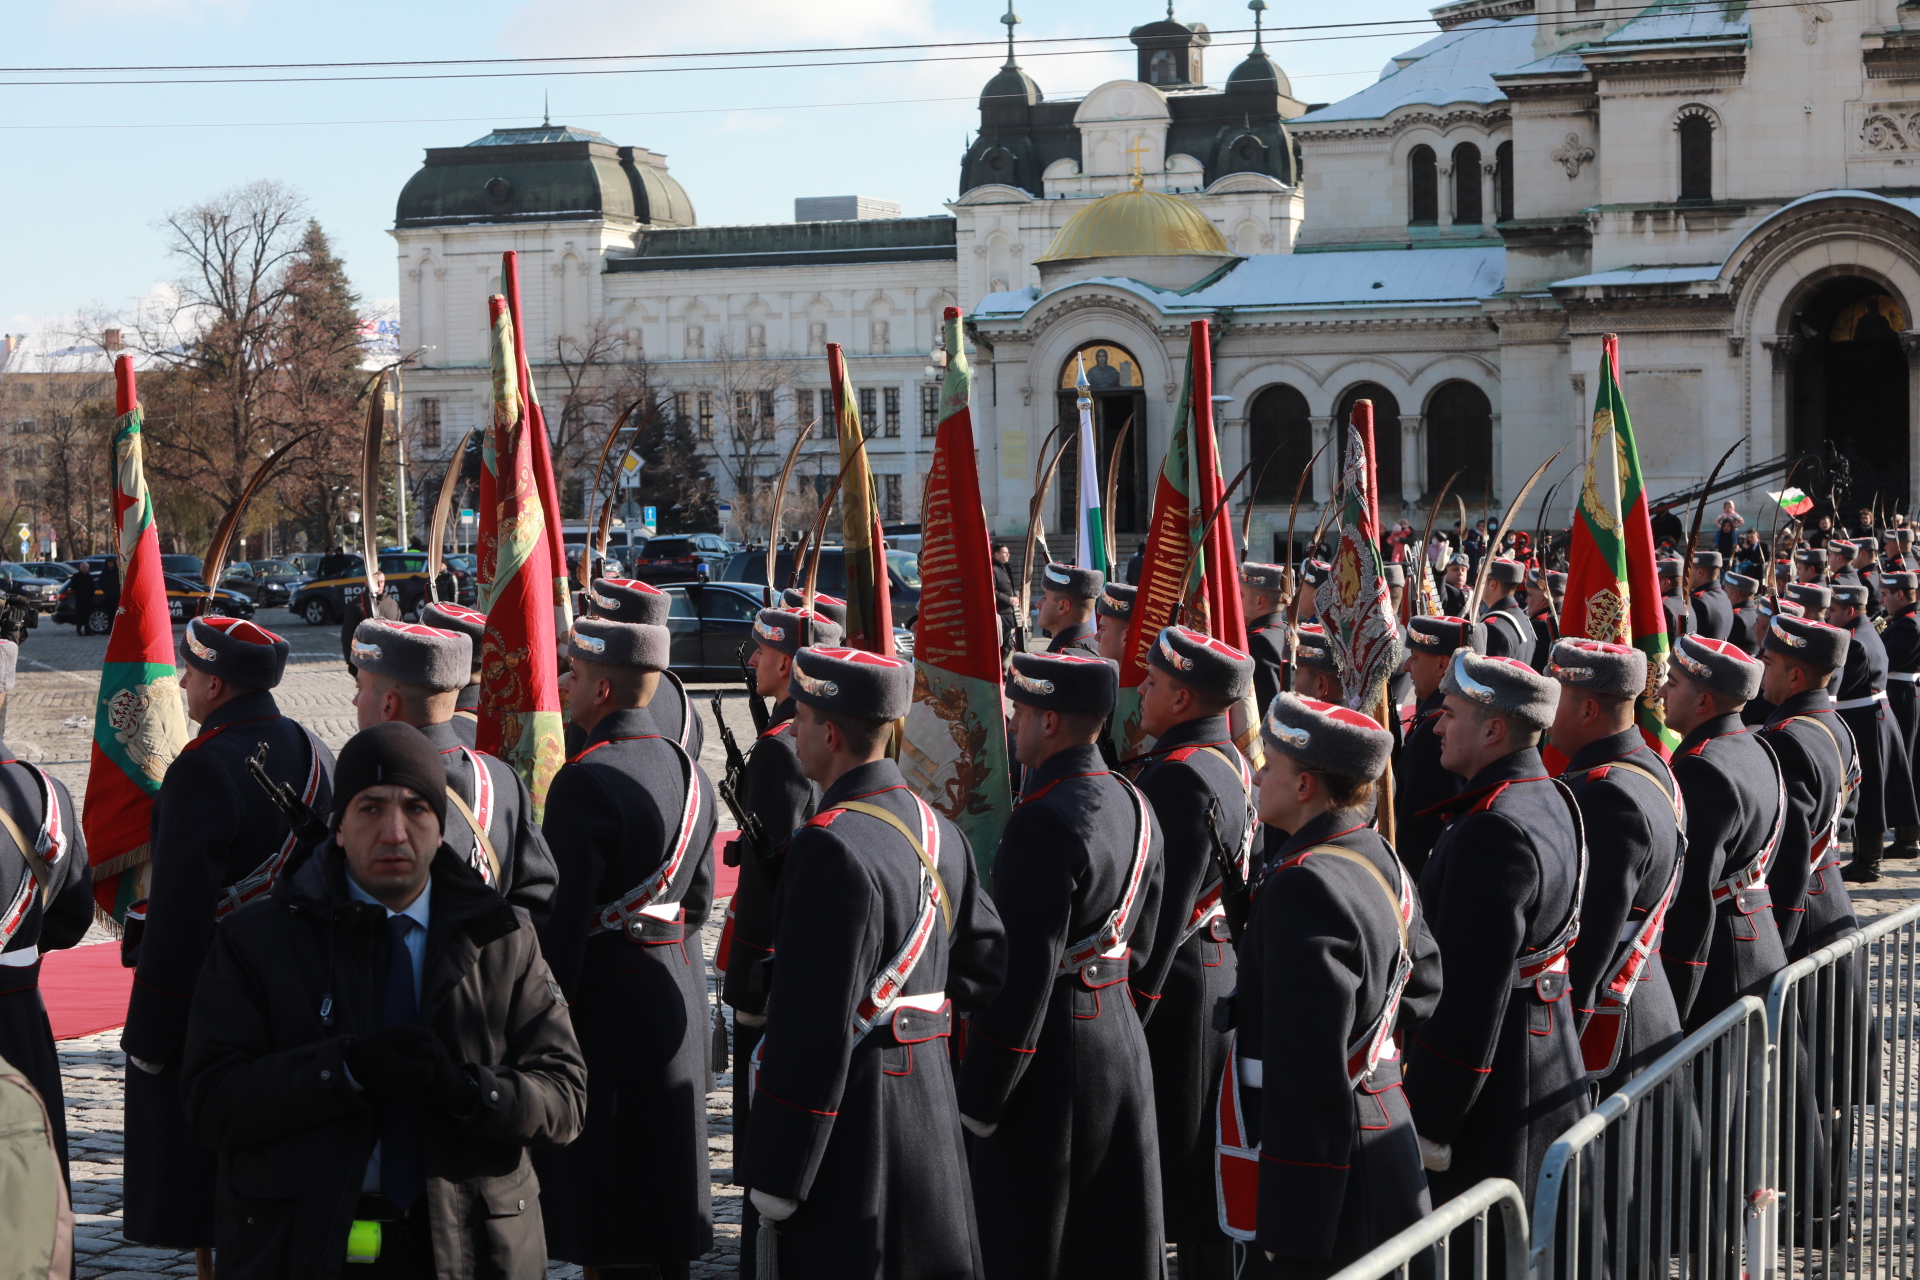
xmin=1204 ymin=795 xmax=1251 ymax=947
xmin=246 ymin=742 xmax=329 ymax=874
xmin=737 ymin=641 xmax=769 ymax=734
xmin=709 ymin=693 xmax=770 ymax=867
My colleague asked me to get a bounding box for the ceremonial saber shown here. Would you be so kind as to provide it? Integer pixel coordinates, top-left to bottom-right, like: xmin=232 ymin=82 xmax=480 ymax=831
xmin=1412 ymin=468 xmax=1465 ymax=624
xmin=1677 ymin=437 xmax=1747 ymax=637
xmin=1238 ymin=445 xmax=1285 ymax=558
xmin=1467 ymin=449 xmax=1564 ymax=617
xmin=1104 ymin=412 xmax=1135 ymax=571
xmin=358 ymin=369 xmax=395 ymax=606
xmin=426 ymin=428 xmax=476 ymax=602
xmin=204 ymin=433 xmax=312 ymax=600
xmin=796 ymin=441 xmax=879 ymax=608
xmin=1016 ymin=434 xmax=1074 ymax=654
xmin=764 ymin=418 xmax=819 ymax=607
xmin=1171 ymin=459 xmax=1258 ymax=622
xmin=1282 ymin=438 xmax=1331 ymax=624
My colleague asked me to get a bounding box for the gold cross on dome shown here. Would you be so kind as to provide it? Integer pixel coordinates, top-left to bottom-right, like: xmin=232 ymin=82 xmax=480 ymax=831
xmin=1126 ymin=134 xmax=1149 ymax=188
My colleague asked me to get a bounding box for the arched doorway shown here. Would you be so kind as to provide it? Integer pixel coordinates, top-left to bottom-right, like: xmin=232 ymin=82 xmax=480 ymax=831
xmin=1789 ymin=278 xmax=1910 ymax=517
xmin=1056 ymin=341 xmax=1150 ymax=538
xmin=1334 ymin=383 xmax=1402 ymax=501
xmin=1425 ymin=381 xmax=1494 ymax=501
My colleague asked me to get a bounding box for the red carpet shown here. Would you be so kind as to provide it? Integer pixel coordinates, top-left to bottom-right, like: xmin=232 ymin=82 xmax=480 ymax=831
xmin=714 ymin=830 xmax=739 ymax=900
xmin=42 ymin=942 xmax=132 ymax=1041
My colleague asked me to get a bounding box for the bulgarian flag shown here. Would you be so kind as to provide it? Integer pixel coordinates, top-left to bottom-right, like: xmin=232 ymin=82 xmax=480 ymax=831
xmin=84 ymin=357 xmax=190 ymax=923
xmin=899 ymin=307 xmax=1012 ymax=874
xmin=826 ymin=344 xmax=894 ymax=654
xmin=1770 ymin=487 xmax=1814 ymax=518
xmin=478 ymin=296 xmax=565 ymax=814
xmin=1561 ymin=333 xmax=1676 ymax=754
xmin=501 ymin=252 xmax=574 ymax=634
xmin=1072 ymin=356 xmax=1108 ymax=579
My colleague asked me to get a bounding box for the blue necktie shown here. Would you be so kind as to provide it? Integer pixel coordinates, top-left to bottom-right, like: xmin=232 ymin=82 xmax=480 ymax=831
xmin=380 ymin=914 xmax=425 ymax=1211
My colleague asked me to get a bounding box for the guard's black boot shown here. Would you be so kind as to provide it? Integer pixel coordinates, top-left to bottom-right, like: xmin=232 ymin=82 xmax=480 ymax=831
xmin=1888 ymin=825 xmax=1920 ymax=857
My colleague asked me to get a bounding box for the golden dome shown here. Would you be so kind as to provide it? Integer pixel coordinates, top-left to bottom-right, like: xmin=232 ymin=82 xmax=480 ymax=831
xmin=1034 ymin=185 xmax=1236 ymax=263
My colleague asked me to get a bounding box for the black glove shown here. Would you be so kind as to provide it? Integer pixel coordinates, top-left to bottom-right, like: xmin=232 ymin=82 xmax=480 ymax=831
xmin=408 ymin=1030 xmax=482 ymax=1115
xmin=342 ymin=1026 xmax=438 ymax=1099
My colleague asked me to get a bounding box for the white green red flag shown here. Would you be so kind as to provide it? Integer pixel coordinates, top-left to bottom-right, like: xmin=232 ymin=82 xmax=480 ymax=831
xmin=1769 ymin=487 xmax=1814 ymax=517
xmin=501 ymin=252 xmax=574 ymax=635
xmin=826 ymin=344 xmax=894 ymax=654
xmin=1315 ymin=402 xmax=1403 ymax=712
xmin=478 ymin=296 xmax=565 ymax=814
xmin=84 ymin=356 xmax=190 ymax=923
xmin=900 ymin=307 xmax=1012 ymax=873
xmin=1561 ymin=333 xmax=1675 ymax=752
xmin=1073 ymin=356 xmax=1108 ymax=580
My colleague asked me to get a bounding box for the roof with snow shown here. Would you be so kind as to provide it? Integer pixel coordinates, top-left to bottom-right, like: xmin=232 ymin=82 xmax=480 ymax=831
xmin=1293 ymin=18 xmax=1537 ymax=124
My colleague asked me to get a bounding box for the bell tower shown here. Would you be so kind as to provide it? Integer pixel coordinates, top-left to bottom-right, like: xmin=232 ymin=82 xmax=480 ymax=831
xmin=1129 ymin=7 xmax=1211 ymax=88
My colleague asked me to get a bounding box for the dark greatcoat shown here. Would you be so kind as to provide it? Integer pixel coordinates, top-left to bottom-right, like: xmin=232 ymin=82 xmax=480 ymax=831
xmin=744 ymin=758 xmax=1006 ymax=1280
xmin=1235 ymin=813 xmax=1441 ymax=1279
xmin=1728 ymin=599 xmax=1762 ymax=655
xmin=957 ymin=744 xmax=1168 ymax=1280
xmin=1660 ymin=714 xmax=1789 ymax=1031
xmin=1662 ymin=590 xmax=1685 ymax=645
xmin=1529 ymin=610 xmax=1560 ymax=673
xmin=1129 ymin=715 xmax=1247 ymax=1248
xmin=1403 ymin=747 xmax=1591 ymax=1205
xmin=1439 ymin=581 xmax=1468 ymax=618
xmin=1479 ymin=597 xmax=1531 ymax=662
xmin=449 ymin=684 xmax=479 ymax=748
xmin=123 ymin=691 xmax=336 ymax=1248
xmin=1392 ymin=689 xmax=1460 ymax=880
xmin=1880 ymin=603 xmax=1920 ymax=802
xmin=534 ymin=706 xmax=718 ymax=1266
xmin=1247 ymin=613 xmax=1291 ymax=717
xmin=179 ymin=844 xmax=588 ymax=1280
xmin=1689 ymin=585 xmax=1734 ymax=640
xmin=557 ymin=670 xmax=705 ymax=762
xmin=0 ymin=748 xmax=91 ymax=1178
xmin=417 ymin=720 xmax=558 ymax=925
xmin=1559 ymin=729 xmax=1687 ymax=1093
xmin=1046 ymin=618 xmax=1099 ymax=658
xmin=1834 ymin=612 xmax=1920 ymax=852
xmin=1760 ymin=692 xmax=1861 ymax=960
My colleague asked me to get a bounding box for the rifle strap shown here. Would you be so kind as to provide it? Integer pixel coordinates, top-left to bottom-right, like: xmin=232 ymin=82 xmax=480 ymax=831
xmin=443 ymin=784 xmax=501 ymax=888
xmin=0 ymin=803 xmax=51 ymax=909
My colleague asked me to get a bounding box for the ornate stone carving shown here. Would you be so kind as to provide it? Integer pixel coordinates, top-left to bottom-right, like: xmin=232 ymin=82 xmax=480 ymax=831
xmin=1860 ymin=109 xmax=1919 ymax=151
xmin=1796 ymin=0 xmax=1832 ymax=43
xmin=1550 ymin=133 xmax=1595 ymax=178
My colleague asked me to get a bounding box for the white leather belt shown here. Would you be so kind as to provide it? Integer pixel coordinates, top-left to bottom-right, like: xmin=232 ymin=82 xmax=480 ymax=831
xmin=1239 ymin=1055 xmax=1263 ymax=1088
xmin=0 ymin=947 xmax=37 ymax=968
xmin=860 ymin=989 xmax=948 ymax=1038
xmin=1890 ymin=672 xmax=1920 ymax=684
xmin=1835 ymin=690 xmax=1891 ymax=710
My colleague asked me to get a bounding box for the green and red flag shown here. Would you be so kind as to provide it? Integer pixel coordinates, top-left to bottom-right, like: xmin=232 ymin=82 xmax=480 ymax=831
xmin=501 ymin=252 xmax=574 ymax=635
xmin=1561 ymin=333 xmax=1675 ymax=753
xmin=826 ymin=343 xmax=894 ymax=653
xmin=478 ymin=296 xmax=565 ymax=814
xmin=900 ymin=307 xmax=1012 ymax=873
xmin=1769 ymin=487 xmax=1814 ymax=518
xmin=84 ymin=356 xmax=190 ymax=923
xmin=1315 ymin=401 xmax=1403 ymax=713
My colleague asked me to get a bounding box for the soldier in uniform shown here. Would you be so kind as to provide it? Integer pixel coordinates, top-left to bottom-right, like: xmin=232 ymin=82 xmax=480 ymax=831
xmin=348 ymin=617 xmax=558 ymax=921
xmin=1096 ymin=582 xmax=1137 ymax=662
xmin=1725 ymin=572 xmax=1763 ymax=654
xmin=1881 ymin=571 xmax=1920 ymax=807
xmin=1291 ymin=625 xmax=1343 ymax=703
xmin=1656 ymin=633 xmax=1789 ymax=1029
xmin=1037 ymin=562 xmax=1103 ymax=656
xmin=722 ymin=599 xmax=841 ymax=1275
xmin=1440 ymin=553 xmax=1470 ymax=617
xmin=1225 ymin=693 xmax=1441 ymax=1278
xmin=1826 ymin=539 xmax=1860 ymax=587
xmin=1657 ymin=558 xmax=1686 ymax=641
xmin=1394 ymin=616 xmax=1485 ymax=878
xmin=1404 ymin=650 xmax=1590 ymax=1205
xmin=1478 ymin=558 xmax=1532 ymax=660
xmin=582 ymin=578 xmax=704 ymax=756
xmin=959 ymin=650 xmax=1167 ymax=1280
xmin=1793 ymin=546 xmax=1825 ymax=584
xmin=1688 ymin=551 xmax=1734 ymax=640
xmin=747 ymin=646 xmax=1006 ymax=1278
xmin=1128 ymin=626 xmax=1257 ymax=1279
xmin=535 ymin=613 xmax=719 ymax=1276
xmin=0 ymin=639 xmax=93 ymax=1179
xmin=1297 ymin=559 xmax=1330 ymax=624
xmin=1827 ymin=582 xmax=1920 ymax=877
xmin=1529 ymin=570 xmax=1563 ymax=671
xmin=122 ymin=617 xmax=335 ymax=1259
xmin=1241 ymin=563 xmax=1292 ymax=714
xmin=1546 ymin=639 xmax=1686 ymax=1093
xmin=421 ymin=600 xmax=486 ymax=745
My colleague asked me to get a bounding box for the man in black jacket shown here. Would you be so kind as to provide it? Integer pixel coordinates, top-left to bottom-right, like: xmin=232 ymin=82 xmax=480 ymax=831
xmin=421 ymin=602 xmax=486 ymax=746
xmin=1037 ymin=562 xmax=1102 ymax=656
xmin=994 ymin=541 xmax=1018 ymax=654
xmin=1393 ymin=616 xmax=1484 ymax=878
xmin=1241 ymin=563 xmax=1291 ymax=715
xmin=1827 ymin=582 xmax=1920 ymax=879
xmin=1688 ymin=552 xmax=1734 ymax=640
xmin=1725 ymin=572 xmax=1762 ymax=655
xmin=181 ymin=722 xmax=586 ymax=1280
xmin=123 ymin=617 xmax=335 ymax=1259
xmin=1478 ymin=558 xmax=1532 ymax=661
xmin=582 ymin=577 xmax=705 ymax=757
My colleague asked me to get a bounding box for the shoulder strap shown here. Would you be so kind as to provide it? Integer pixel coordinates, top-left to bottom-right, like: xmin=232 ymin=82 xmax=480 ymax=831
xmin=1599 ymin=758 xmax=1685 ymax=827
xmin=0 ymin=783 xmax=52 ymax=908
xmin=662 ymin=670 xmax=693 ymax=749
xmin=836 ymin=798 xmax=953 ymax=933
xmin=443 ymin=781 xmax=501 ymax=888
xmin=1304 ymin=845 xmax=1410 ymax=953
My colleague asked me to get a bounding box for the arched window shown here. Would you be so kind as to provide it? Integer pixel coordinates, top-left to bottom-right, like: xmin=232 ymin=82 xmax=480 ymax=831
xmin=1452 ymin=142 xmax=1483 ymax=225
xmin=1426 ymin=381 xmax=1494 ymax=499
xmin=1409 ymin=146 xmax=1438 ymax=225
xmin=1247 ymin=384 xmax=1315 ymax=504
xmin=1334 ymin=383 xmax=1402 ymax=501
xmin=1679 ymin=113 xmax=1713 ymax=202
xmin=1496 ymin=141 xmax=1514 ymax=223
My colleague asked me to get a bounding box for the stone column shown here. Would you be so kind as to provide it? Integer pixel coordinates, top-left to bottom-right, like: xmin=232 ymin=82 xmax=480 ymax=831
xmin=1310 ymin=416 xmax=1338 ymax=525
xmin=1481 ymin=162 xmax=1497 ymax=229
xmin=1438 ymin=162 xmax=1455 ymax=226
xmin=1402 ymin=414 xmax=1426 ymax=507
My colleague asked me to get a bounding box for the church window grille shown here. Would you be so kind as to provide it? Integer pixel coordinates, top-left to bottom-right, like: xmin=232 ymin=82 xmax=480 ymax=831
xmin=1409 ymin=146 xmax=1438 ymax=224
xmin=1452 ymin=143 xmax=1483 ymax=225
xmin=1678 ymin=112 xmax=1713 ymax=202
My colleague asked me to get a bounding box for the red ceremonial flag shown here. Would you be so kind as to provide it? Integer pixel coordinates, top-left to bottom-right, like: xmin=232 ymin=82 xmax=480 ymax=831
xmin=501 ymin=252 xmax=574 ymax=631
xmin=84 ymin=357 xmax=190 ymax=922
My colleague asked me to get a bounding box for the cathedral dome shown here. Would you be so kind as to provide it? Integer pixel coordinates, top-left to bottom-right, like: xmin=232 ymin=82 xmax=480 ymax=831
xmin=1034 ymin=186 xmax=1235 ymax=264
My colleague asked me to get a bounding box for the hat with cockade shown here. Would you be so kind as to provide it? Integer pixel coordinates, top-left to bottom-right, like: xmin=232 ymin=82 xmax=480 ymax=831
xmin=1547 ymin=637 xmax=1647 ymax=701
xmin=1240 ymin=562 xmax=1286 ymax=592
xmin=1899 ymin=529 xmax=1915 ymax=547
xmin=1793 ymin=547 xmax=1824 ymax=566
xmin=1772 ymin=599 xmax=1806 ymax=619
xmin=1488 ymin=557 xmax=1526 ymax=586
xmin=752 ymin=605 xmax=843 ymax=655
xmin=1886 ymin=571 xmax=1920 ymax=592
xmin=1097 ymin=583 xmax=1137 ymax=622
xmin=782 ymin=589 xmax=847 ymax=625
xmin=421 ymin=601 xmax=487 ymax=660
xmin=1764 ymin=614 xmax=1851 ymax=669
xmin=1656 ymin=557 xmax=1682 ymax=579
xmin=1261 ymin=693 xmax=1392 ymax=782
xmin=568 ymin=616 xmax=669 ymax=671
xmin=183 ymin=616 xmax=289 ymax=689
xmin=351 ymin=620 xmax=471 ymax=693
xmin=1831 ymin=583 xmax=1868 ymax=608
xmin=1384 ymin=562 xmax=1407 ymax=587
xmin=586 ymin=577 xmax=671 ymax=625
xmin=1407 ymin=615 xmax=1486 ymax=656
xmin=1669 ymin=633 xmax=1764 ymax=702
xmin=1441 ymin=649 xmax=1558 ymax=731
xmin=789 ymin=646 xmax=914 ymax=721
xmin=1294 ymin=623 xmax=1338 ymax=672
xmin=1827 ymin=539 xmax=1856 ymax=559
xmin=1787 ymin=583 xmax=1832 ymax=612
xmin=1041 ymin=562 xmax=1103 ymax=600
xmin=1724 ymin=572 xmax=1760 ymax=594
xmin=1006 ymin=651 xmax=1117 ymax=713
xmin=1694 ymin=551 xmax=1723 ymax=569
xmin=1147 ymin=625 xmax=1254 ymax=701
xmin=1448 ymin=552 xmax=1470 ymax=569
xmin=1300 ymin=559 xmax=1331 ymax=587
xmin=1545 ymin=570 xmax=1567 ymax=591
xmin=329 ymin=721 xmax=447 ymax=833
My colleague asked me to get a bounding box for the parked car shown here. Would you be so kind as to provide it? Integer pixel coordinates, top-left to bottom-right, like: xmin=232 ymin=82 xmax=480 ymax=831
xmin=659 ymin=581 xmax=911 ymax=678
xmin=163 ymin=574 xmax=256 ymax=622
xmin=287 ymin=551 xmax=431 ymax=625
xmin=0 ymin=564 xmax=64 ymax=613
xmin=19 ymin=561 xmax=73 ymax=582
xmin=218 ymin=559 xmax=302 ymax=608
xmin=286 ymin=552 xmax=329 ymax=577
xmin=626 ymin=534 xmax=731 ymax=584
xmin=720 ymin=546 xmax=923 ymax=626
xmin=160 ymin=554 xmax=204 ymax=579
xmin=564 ymin=544 xmax=625 ymax=583
xmin=438 ymin=553 xmax=480 ymax=606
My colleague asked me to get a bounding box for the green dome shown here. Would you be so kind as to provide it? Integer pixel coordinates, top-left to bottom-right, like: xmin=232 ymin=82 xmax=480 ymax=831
xmin=395 ymin=125 xmax=694 ymax=229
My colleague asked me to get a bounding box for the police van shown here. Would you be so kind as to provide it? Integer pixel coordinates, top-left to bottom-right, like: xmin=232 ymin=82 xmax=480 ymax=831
xmin=289 ymin=551 xmax=434 ymax=624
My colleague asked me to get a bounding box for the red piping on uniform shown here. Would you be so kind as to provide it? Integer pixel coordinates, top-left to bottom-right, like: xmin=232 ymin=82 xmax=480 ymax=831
xmin=970 ymin=1027 xmax=1037 ymax=1054
xmin=754 ymin=1086 xmax=838 ymax=1118
xmin=1413 ymin=1036 xmax=1492 ymax=1072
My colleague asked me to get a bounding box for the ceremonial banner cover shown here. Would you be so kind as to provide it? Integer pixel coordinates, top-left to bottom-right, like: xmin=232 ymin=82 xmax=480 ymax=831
xmin=478 ymin=296 xmax=565 ymax=814
xmin=84 ymin=357 xmax=189 ymax=923
xmin=1072 ymin=356 xmax=1109 ymax=580
xmin=900 ymin=307 xmax=1012 ymax=874
xmin=501 ymin=252 xmax=574 ymax=633
xmin=1315 ymin=403 xmax=1404 ymax=712
xmin=826 ymin=343 xmax=894 ymax=654
xmin=1563 ymin=333 xmax=1676 ymax=752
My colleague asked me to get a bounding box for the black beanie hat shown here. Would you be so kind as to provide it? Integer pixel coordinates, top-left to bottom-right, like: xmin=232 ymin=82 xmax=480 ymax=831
xmin=330 ymin=721 xmax=447 ymax=832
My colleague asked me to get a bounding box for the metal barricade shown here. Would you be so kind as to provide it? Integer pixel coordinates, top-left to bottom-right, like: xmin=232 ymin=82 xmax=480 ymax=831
xmin=1327 ymin=1177 xmax=1530 ymax=1280
xmin=1529 ymin=996 xmax=1770 ymax=1280
xmin=1762 ymin=901 xmax=1920 ymax=1280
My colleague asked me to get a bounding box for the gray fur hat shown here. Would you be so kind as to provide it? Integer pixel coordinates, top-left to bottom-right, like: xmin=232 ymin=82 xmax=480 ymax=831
xmin=1831 ymin=583 xmax=1868 ymax=608
xmin=1148 ymin=625 xmax=1254 ymax=701
xmin=569 ymin=616 xmax=670 ymax=672
xmin=421 ymin=602 xmax=487 ymax=662
xmin=1007 ymin=651 xmax=1117 ymax=713
xmin=588 ymin=577 xmax=672 ymax=626
xmin=1383 ymin=562 xmax=1407 ymax=587
xmin=1693 ymin=551 xmax=1723 ymax=569
xmin=1885 ymin=571 xmax=1919 ymax=592
xmin=1096 ymin=583 xmax=1137 ymax=622
xmin=1442 ymin=649 xmax=1557 ymax=732
xmin=1786 ymin=583 xmax=1832 ymax=612
xmin=1764 ymin=614 xmax=1849 ymax=668
xmin=1723 ymin=572 xmax=1760 ymax=594
xmin=1670 ymin=633 xmax=1763 ymax=702
xmin=1488 ymin=557 xmax=1526 ymax=586
xmin=1041 ymin=562 xmax=1104 ymax=600
xmin=1294 ymin=623 xmax=1339 ymax=672
xmin=351 ymin=620 xmax=472 ymax=693
xmin=790 ymin=646 xmax=914 ymax=721
xmin=1547 ymin=637 xmax=1646 ymax=702
xmin=1239 ymin=562 xmax=1286 ymax=592
xmin=782 ymin=589 xmax=847 ymax=625
xmin=1407 ymin=615 xmax=1486 ymax=656
xmin=1261 ymin=692 xmax=1392 ymax=782
xmin=753 ymin=607 xmax=844 ymax=656
xmin=182 ymin=616 xmax=289 ymax=690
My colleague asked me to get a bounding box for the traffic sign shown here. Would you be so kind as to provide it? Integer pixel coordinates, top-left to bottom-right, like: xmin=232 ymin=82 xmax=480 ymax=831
xmin=643 ymin=505 xmax=658 ymax=526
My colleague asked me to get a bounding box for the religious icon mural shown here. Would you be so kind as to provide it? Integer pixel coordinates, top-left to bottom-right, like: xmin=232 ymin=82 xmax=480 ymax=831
xmin=1058 ymin=341 xmax=1144 ymax=392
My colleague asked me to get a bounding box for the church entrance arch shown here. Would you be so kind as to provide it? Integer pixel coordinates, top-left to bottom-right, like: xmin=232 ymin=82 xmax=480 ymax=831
xmin=1788 ymin=276 xmax=1910 ymax=518
xmin=1056 ymin=341 xmax=1150 ymax=539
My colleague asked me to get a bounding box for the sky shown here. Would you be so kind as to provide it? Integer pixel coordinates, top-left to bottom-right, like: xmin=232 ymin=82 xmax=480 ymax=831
xmin=2 ymin=0 xmax=1453 ymax=344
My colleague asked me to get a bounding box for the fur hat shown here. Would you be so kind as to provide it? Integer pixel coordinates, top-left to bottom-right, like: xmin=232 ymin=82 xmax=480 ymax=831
xmin=1547 ymin=637 xmax=1647 ymax=701
xmin=1148 ymin=625 xmax=1254 ymax=701
xmin=350 ymin=620 xmax=471 ymax=693
xmin=790 ymin=646 xmax=914 ymax=721
xmin=569 ymin=616 xmax=669 ymax=672
xmin=1442 ymin=649 xmax=1557 ymax=732
xmin=1262 ymin=693 xmax=1391 ymax=782
xmin=182 ymin=616 xmax=289 ymax=690
xmin=1007 ymin=652 xmax=1117 ymax=713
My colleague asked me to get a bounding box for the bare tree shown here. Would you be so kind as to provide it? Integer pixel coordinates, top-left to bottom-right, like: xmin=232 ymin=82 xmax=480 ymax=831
xmin=696 ymin=337 xmax=805 ymax=539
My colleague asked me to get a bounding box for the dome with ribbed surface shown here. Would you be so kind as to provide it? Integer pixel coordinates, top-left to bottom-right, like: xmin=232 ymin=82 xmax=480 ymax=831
xmin=1033 ymin=186 xmax=1235 ymax=263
